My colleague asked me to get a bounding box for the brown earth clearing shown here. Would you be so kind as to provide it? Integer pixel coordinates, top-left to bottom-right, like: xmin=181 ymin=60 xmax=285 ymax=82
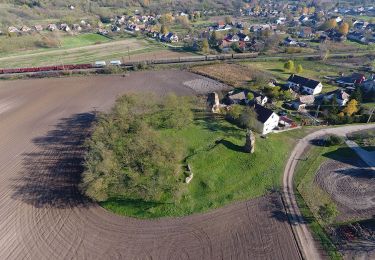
xmin=315 ymin=156 xmax=375 ymax=222
xmin=0 ymin=70 xmax=300 ymax=259
xmin=190 ymin=63 xmax=259 ymax=87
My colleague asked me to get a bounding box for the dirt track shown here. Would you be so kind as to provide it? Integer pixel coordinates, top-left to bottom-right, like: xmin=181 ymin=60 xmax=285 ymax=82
xmin=0 ymin=71 xmax=300 ymax=259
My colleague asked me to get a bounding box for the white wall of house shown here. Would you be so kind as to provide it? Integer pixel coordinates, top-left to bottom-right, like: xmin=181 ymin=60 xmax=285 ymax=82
xmin=301 ymin=83 xmax=322 ymax=95
xmin=251 ymin=113 xmax=280 ymax=135
xmin=262 ymin=113 xmax=280 ymax=135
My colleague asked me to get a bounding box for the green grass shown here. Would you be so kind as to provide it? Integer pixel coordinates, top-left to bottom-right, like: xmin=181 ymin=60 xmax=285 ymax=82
xmin=242 ymin=59 xmax=345 ymax=93
xmin=0 ymin=37 xmax=166 ymax=68
xmin=101 ymin=115 xmax=314 ymax=218
xmin=60 ymin=33 xmax=111 ymax=48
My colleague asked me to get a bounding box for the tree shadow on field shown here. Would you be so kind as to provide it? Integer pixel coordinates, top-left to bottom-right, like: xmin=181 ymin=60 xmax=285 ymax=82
xmin=11 ymin=113 xmax=96 ymax=209
xmin=215 ymin=139 xmax=247 ymax=153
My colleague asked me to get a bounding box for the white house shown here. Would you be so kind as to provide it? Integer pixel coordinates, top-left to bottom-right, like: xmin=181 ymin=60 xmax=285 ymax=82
xmin=47 ymin=24 xmax=58 ymax=31
xmin=250 ymin=104 xmax=280 ymax=135
xmin=8 ymin=26 xmax=19 ymax=33
xmin=287 ymin=74 xmax=323 ymax=95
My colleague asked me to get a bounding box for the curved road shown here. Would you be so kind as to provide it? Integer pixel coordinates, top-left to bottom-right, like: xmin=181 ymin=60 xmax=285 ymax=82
xmin=282 ymin=124 xmax=375 ymax=260
xmin=0 ymin=72 xmax=301 ymax=260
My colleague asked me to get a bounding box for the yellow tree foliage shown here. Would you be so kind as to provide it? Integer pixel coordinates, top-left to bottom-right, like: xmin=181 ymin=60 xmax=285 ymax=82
xmin=327 ymin=19 xmax=338 ymax=29
xmin=160 ymin=25 xmax=168 ymax=34
xmin=342 ymin=99 xmax=359 ymax=116
xmin=302 ymin=7 xmax=309 ymax=15
xmin=338 ymin=22 xmax=349 ymax=35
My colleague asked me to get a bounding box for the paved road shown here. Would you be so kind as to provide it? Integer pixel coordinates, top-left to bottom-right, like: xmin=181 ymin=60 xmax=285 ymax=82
xmin=0 ymin=72 xmax=301 ymax=260
xmin=282 ymin=124 xmax=375 ymax=260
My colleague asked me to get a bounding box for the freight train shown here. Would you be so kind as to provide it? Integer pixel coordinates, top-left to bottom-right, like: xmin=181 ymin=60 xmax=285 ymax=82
xmin=0 ymin=53 xmax=259 ymax=75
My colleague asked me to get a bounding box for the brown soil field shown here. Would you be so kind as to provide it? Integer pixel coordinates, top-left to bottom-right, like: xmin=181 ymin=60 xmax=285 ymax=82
xmin=0 ymin=70 xmax=301 ymax=259
xmin=190 ymin=63 xmax=255 ymax=87
xmin=315 ymin=156 xmax=375 ymax=222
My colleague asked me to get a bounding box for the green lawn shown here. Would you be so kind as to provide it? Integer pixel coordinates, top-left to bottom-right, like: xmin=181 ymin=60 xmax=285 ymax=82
xmin=60 ymin=33 xmax=111 ymax=48
xmin=0 ymin=37 xmax=165 ymax=68
xmin=101 ymin=115 xmax=313 ymax=218
xmin=242 ymin=60 xmax=344 ymax=93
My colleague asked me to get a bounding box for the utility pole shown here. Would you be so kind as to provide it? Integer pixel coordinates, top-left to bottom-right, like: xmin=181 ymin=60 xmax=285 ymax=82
xmin=367 ymin=108 xmax=374 ymax=123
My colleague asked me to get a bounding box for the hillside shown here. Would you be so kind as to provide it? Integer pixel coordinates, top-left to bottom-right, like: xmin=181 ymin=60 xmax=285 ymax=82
xmin=0 ymin=0 xmax=240 ymax=27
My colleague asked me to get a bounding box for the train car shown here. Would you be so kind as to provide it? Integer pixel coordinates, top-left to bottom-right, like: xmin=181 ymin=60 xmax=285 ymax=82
xmin=179 ymin=56 xmax=206 ymax=62
xmin=206 ymin=55 xmax=218 ymax=61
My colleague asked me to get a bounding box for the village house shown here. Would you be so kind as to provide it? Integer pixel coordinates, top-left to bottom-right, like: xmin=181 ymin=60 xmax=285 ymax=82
xmin=324 ymin=89 xmax=350 ymax=106
xmin=283 ymin=37 xmax=298 ymax=46
xmin=211 ymin=22 xmax=232 ymax=32
xmin=20 ymin=26 xmax=31 ymax=33
xmin=226 ymin=34 xmax=240 ymax=42
xmin=251 ymin=104 xmax=280 ymax=135
xmin=8 ymin=26 xmax=19 ymax=33
xmin=298 ymin=27 xmax=314 ymax=38
xmin=59 ymin=24 xmax=71 ymax=32
xmin=98 ymin=28 xmax=109 ymax=36
xmin=291 ymin=95 xmax=315 ymax=111
xmin=362 ymin=76 xmax=375 ymax=93
xmin=336 ymin=73 xmax=366 ymax=86
xmin=276 ymin=17 xmax=286 ymax=25
xmin=237 ymin=32 xmax=250 ymax=42
xmin=111 ymin=25 xmax=121 ymax=32
xmin=33 ymin=25 xmax=43 ymax=31
xmin=162 ymin=32 xmax=178 ymax=43
xmin=47 ymin=24 xmax=57 ymax=31
xmin=72 ymin=24 xmax=82 ymax=32
xmin=287 ymin=74 xmax=323 ymax=95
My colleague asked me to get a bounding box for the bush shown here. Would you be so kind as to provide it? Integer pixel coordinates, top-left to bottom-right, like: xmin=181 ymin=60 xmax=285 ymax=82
xmin=318 ymin=202 xmax=338 ymax=224
xmin=325 ymin=135 xmax=344 ymax=146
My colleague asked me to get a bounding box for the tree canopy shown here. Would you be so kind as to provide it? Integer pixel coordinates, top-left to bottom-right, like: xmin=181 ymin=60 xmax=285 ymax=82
xmin=81 ymin=94 xmax=194 ymax=202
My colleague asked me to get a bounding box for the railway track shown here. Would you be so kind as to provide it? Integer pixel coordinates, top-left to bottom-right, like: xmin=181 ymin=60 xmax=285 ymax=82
xmin=0 ymin=50 xmax=371 ymax=77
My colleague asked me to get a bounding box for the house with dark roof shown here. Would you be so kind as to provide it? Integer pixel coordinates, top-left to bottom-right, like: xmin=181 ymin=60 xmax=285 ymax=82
xmin=287 ymin=74 xmax=323 ymax=95
xmin=324 ymin=89 xmax=350 ymax=106
xmin=251 ymin=104 xmax=280 ymax=135
xmin=362 ymin=76 xmax=375 ymax=93
xmin=336 ymin=73 xmax=366 ymax=86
